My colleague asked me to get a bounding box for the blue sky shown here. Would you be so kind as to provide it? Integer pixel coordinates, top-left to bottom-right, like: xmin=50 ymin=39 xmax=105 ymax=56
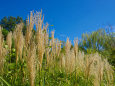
xmin=0 ymin=0 xmax=115 ymax=41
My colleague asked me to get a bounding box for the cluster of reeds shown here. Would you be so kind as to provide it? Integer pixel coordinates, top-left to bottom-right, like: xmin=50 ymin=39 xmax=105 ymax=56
xmin=0 ymin=27 xmax=4 ymax=74
xmin=0 ymin=11 xmax=114 ymax=86
xmin=58 ymin=36 xmax=114 ymax=85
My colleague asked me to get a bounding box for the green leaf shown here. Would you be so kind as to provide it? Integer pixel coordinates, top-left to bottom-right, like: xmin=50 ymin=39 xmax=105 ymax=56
xmin=0 ymin=76 xmax=11 ymax=86
xmin=8 ymin=63 xmax=15 ymax=69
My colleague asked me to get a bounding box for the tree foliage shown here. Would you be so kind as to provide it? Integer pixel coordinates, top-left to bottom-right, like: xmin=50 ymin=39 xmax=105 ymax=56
xmin=0 ymin=16 xmax=27 ymax=38
xmin=0 ymin=16 xmax=23 ymax=31
xmin=79 ymin=28 xmax=115 ymax=66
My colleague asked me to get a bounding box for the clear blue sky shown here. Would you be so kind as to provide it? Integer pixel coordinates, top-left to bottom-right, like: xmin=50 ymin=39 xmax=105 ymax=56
xmin=0 ymin=0 xmax=115 ymax=41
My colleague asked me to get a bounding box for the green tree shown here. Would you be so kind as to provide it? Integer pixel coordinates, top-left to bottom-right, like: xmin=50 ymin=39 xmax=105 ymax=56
xmin=79 ymin=28 xmax=115 ymax=66
xmin=2 ymin=28 xmax=9 ymax=40
xmin=0 ymin=16 xmax=23 ymax=31
xmin=0 ymin=16 xmax=27 ymax=38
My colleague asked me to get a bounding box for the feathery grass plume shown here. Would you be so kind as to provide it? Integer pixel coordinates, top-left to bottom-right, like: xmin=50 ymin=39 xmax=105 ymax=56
xmin=55 ymin=40 xmax=61 ymax=57
xmin=27 ymin=40 xmax=36 ymax=86
xmin=13 ymin=23 xmax=24 ymax=64
xmin=104 ymin=59 xmax=114 ymax=85
xmin=82 ymin=53 xmax=114 ymax=86
xmin=43 ymin=23 xmax=50 ymax=65
xmin=55 ymin=39 xmax=58 ymax=56
xmin=92 ymin=53 xmax=104 ymax=86
xmin=51 ymin=31 xmax=55 ymax=56
xmin=6 ymin=32 xmax=12 ymax=50
xmin=89 ymin=53 xmax=104 ymax=86
xmin=65 ymin=38 xmax=71 ymax=54
xmin=98 ymin=61 xmax=104 ymax=85
xmin=76 ymin=51 xmax=85 ymax=72
xmin=46 ymin=48 xmax=51 ymax=66
xmin=44 ymin=31 xmax=50 ymax=65
xmin=85 ymin=54 xmax=95 ymax=79
xmin=25 ymin=11 xmax=34 ymax=47
xmin=37 ymin=28 xmax=44 ymax=70
xmin=60 ymin=53 xmax=65 ymax=68
xmin=0 ymin=26 xmax=3 ymax=59
xmin=69 ymin=49 xmax=76 ymax=73
xmin=43 ymin=23 xmax=49 ymax=46
xmin=73 ymin=38 xmax=78 ymax=80
xmin=0 ymin=26 xmax=7 ymax=74
xmin=0 ymin=26 xmax=4 ymax=74
xmin=45 ymin=33 xmax=50 ymax=65
xmin=34 ymin=10 xmax=44 ymax=31
xmin=74 ymin=38 xmax=78 ymax=57
xmin=57 ymin=40 xmax=61 ymax=57
xmin=35 ymin=10 xmax=45 ymax=69
xmin=47 ymin=31 xmax=55 ymax=66
xmin=48 ymin=40 xmax=53 ymax=65
xmin=61 ymin=49 xmax=75 ymax=73
xmin=19 ymin=34 xmax=24 ymax=61
xmin=65 ymin=38 xmax=72 ymax=72
xmin=92 ymin=54 xmax=103 ymax=86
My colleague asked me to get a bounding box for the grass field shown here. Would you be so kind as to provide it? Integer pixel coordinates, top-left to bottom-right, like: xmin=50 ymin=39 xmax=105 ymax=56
xmin=0 ymin=11 xmax=115 ymax=86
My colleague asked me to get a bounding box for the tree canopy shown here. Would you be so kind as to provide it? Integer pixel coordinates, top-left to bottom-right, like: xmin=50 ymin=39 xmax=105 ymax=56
xmin=79 ymin=28 xmax=115 ymax=66
xmin=0 ymin=16 xmax=26 ymax=38
xmin=0 ymin=16 xmax=23 ymax=31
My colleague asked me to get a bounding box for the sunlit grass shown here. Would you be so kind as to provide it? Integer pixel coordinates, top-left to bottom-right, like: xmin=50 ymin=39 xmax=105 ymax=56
xmin=0 ymin=11 xmax=114 ymax=86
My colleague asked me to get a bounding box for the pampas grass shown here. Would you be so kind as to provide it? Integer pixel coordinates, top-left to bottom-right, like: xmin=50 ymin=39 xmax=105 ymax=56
xmin=13 ymin=23 xmax=24 ymax=64
xmin=0 ymin=26 xmax=4 ymax=74
xmin=0 ymin=10 xmax=114 ymax=86
xmin=35 ymin=11 xmax=45 ymax=70
xmin=6 ymin=32 xmax=12 ymax=50
xmin=0 ymin=26 xmax=7 ymax=75
xmin=27 ymin=40 xmax=36 ymax=86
